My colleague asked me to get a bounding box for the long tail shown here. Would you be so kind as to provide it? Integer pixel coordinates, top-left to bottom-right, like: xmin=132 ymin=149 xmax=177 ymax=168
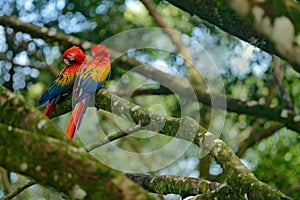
xmin=65 ymin=97 xmax=89 ymax=139
xmin=44 ymin=99 xmax=56 ymax=117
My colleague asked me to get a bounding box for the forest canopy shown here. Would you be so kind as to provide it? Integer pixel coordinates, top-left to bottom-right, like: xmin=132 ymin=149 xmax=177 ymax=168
xmin=0 ymin=0 xmax=299 ymax=199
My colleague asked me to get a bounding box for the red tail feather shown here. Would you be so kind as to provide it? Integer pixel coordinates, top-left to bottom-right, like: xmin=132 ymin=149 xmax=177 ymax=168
xmin=44 ymin=99 xmax=55 ymax=117
xmin=65 ymin=99 xmax=87 ymax=139
xmin=66 ymin=114 xmax=76 ymax=139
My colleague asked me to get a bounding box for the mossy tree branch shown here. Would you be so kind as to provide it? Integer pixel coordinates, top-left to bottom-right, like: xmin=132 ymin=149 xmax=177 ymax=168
xmin=0 ymin=85 xmax=68 ymax=141
xmin=0 ymin=123 xmax=157 ymax=200
xmin=125 ymin=173 xmax=221 ymax=198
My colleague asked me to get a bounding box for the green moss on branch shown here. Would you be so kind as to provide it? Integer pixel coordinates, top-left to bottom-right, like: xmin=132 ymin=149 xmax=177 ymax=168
xmin=0 ymin=123 xmax=157 ymax=200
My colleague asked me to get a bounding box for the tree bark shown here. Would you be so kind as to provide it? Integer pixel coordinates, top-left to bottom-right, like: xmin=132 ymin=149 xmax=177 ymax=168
xmin=125 ymin=173 xmax=221 ymax=197
xmin=0 ymin=86 xmax=67 ymax=140
xmin=0 ymin=123 xmax=157 ymax=200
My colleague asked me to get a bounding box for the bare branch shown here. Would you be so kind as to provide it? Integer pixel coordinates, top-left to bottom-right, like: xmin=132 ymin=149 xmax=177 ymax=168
xmin=140 ymin=0 xmax=205 ymax=86
xmin=86 ymin=125 xmax=143 ymax=152
xmin=0 ymin=16 xmax=94 ymax=50
xmin=0 ymin=168 xmax=12 ymax=194
xmin=1 ymin=180 xmax=37 ymax=200
xmin=236 ymin=122 xmax=284 ymax=157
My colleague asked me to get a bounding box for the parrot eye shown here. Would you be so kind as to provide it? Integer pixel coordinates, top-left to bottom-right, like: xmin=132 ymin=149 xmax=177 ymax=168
xmin=67 ymin=53 xmax=75 ymax=61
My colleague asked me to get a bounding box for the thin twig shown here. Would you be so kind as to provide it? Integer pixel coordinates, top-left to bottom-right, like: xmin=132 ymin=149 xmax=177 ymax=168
xmin=140 ymin=0 xmax=205 ymax=86
xmin=0 ymin=53 xmax=58 ymax=77
xmin=1 ymin=180 xmax=37 ymax=200
xmin=273 ymin=56 xmax=294 ymax=111
xmin=236 ymin=123 xmax=284 ymax=157
xmin=236 ymin=80 xmax=280 ymax=157
xmin=0 ymin=168 xmax=12 ymax=194
xmin=96 ymin=110 xmax=156 ymax=172
xmin=85 ymin=125 xmax=143 ymax=152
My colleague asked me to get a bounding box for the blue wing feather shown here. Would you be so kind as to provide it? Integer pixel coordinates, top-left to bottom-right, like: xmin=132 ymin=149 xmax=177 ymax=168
xmin=39 ymin=81 xmax=73 ymax=105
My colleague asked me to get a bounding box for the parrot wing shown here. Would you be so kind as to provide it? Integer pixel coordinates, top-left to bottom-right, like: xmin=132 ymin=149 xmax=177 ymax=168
xmin=74 ymin=57 xmax=111 ymax=103
xmin=39 ymin=70 xmax=76 ymax=105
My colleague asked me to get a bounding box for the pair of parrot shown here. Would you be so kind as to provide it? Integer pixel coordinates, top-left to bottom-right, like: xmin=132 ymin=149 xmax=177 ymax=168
xmin=39 ymin=45 xmax=111 ymax=139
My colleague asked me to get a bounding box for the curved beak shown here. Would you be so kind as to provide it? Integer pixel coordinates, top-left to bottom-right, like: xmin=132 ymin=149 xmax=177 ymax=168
xmin=63 ymin=59 xmax=70 ymax=65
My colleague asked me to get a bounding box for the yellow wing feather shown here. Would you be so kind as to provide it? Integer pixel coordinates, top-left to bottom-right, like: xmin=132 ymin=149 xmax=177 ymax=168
xmin=79 ymin=63 xmax=110 ymax=82
xmin=56 ymin=73 xmax=76 ymax=86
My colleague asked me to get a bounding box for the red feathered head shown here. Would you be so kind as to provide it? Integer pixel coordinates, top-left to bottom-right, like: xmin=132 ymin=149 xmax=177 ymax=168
xmin=62 ymin=46 xmax=86 ymax=65
xmin=91 ymin=45 xmax=110 ymax=58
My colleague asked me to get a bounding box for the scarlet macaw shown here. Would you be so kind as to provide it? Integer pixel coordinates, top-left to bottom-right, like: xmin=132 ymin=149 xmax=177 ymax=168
xmin=66 ymin=45 xmax=111 ymax=139
xmin=39 ymin=46 xmax=86 ymax=117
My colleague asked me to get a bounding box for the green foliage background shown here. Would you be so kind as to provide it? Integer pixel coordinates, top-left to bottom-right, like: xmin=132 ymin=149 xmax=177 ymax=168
xmin=0 ymin=0 xmax=299 ymax=199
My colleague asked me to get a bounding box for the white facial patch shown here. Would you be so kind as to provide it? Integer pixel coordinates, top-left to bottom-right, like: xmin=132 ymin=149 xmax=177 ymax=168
xmin=68 ymin=53 xmax=75 ymax=61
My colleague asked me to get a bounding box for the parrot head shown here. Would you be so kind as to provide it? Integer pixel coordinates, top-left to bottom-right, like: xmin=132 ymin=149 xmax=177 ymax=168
xmin=62 ymin=46 xmax=86 ymax=65
xmin=91 ymin=45 xmax=110 ymax=58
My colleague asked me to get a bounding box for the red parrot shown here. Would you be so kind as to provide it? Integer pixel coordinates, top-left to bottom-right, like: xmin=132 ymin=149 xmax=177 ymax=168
xmin=39 ymin=46 xmax=86 ymax=117
xmin=66 ymin=45 xmax=111 ymax=139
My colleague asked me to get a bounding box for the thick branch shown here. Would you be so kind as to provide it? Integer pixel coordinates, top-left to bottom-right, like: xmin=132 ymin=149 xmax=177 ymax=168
xmin=125 ymin=173 xmax=221 ymax=197
xmin=0 ymin=85 xmax=68 ymax=141
xmin=0 ymin=79 xmax=291 ymax=198
xmin=210 ymin=138 xmax=290 ymax=199
xmin=166 ymin=0 xmax=300 ymax=73
xmin=0 ymin=86 xmax=158 ymax=199
xmin=0 ymin=123 xmax=157 ymax=200
xmin=0 ymin=16 xmax=93 ymax=50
